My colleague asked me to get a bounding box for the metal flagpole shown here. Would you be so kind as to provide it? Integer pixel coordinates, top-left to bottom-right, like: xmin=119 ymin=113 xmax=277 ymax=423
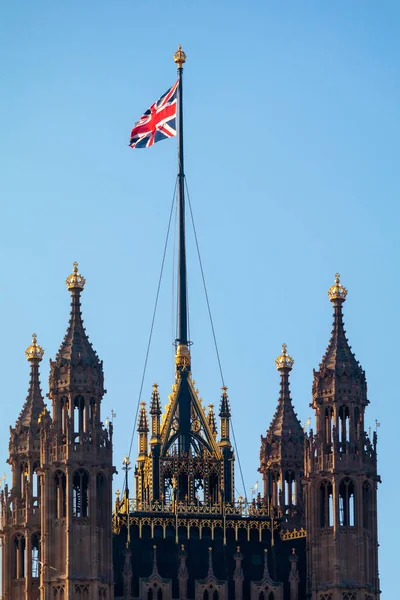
xmin=174 ymin=45 xmax=188 ymax=348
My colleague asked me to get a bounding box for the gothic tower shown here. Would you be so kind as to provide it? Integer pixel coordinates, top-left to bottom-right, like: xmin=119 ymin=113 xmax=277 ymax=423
xmin=304 ymin=275 xmax=380 ymax=600
xmin=1 ymin=335 xmax=45 ymax=600
xmin=39 ymin=263 xmax=114 ymax=599
xmin=259 ymin=344 xmax=304 ymax=523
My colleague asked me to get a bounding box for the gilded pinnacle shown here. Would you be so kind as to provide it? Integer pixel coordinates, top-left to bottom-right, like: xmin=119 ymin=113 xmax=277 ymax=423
xmin=25 ymin=333 xmax=44 ymax=362
xmin=328 ymin=273 xmax=348 ymax=302
xmin=275 ymin=343 xmax=294 ymax=370
xmin=66 ymin=261 xmax=86 ymax=291
xmin=174 ymin=44 xmax=186 ymax=68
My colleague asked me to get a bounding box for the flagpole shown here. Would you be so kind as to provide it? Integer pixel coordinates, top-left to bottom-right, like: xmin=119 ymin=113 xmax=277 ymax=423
xmin=174 ymin=45 xmax=189 ymax=350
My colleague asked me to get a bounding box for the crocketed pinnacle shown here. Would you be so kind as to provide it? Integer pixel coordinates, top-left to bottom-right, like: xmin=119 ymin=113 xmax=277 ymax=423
xmin=56 ymin=262 xmax=100 ymax=366
xmin=268 ymin=345 xmax=303 ymax=438
xmin=149 ymin=383 xmax=162 ymax=415
xmin=219 ymin=386 xmax=231 ymax=418
xmin=151 ymin=545 xmax=159 ymax=577
xmin=207 ymin=404 xmax=217 ymax=436
xmin=138 ymin=402 xmax=149 ymax=433
xmin=16 ymin=334 xmax=45 ymax=428
xmin=263 ymin=549 xmax=270 ymax=580
xmin=320 ymin=273 xmax=362 ymax=374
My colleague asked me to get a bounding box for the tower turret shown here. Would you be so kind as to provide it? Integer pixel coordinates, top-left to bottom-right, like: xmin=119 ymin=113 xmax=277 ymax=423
xmin=1 ymin=335 xmax=45 ymax=600
xmin=40 ymin=263 xmax=114 ymax=600
xmin=304 ymin=274 xmax=380 ymax=600
xmin=259 ymin=344 xmax=304 ymax=520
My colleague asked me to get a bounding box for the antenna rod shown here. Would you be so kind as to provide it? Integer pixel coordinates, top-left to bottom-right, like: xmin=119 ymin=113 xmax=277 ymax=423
xmin=174 ymin=45 xmax=188 ymax=347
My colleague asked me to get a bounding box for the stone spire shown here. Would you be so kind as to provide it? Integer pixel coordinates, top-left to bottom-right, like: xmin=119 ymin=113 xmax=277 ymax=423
xmin=319 ymin=273 xmax=364 ymax=377
xmin=16 ymin=334 xmax=45 ymax=428
xmin=262 ymin=549 xmax=270 ymax=581
xmin=233 ymin=546 xmax=244 ymax=600
xmin=56 ymin=262 xmax=100 ymax=367
xmin=177 ymin=544 xmax=188 ymax=600
xmin=268 ymin=344 xmax=303 ymax=438
xmin=259 ymin=345 xmax=304 ymax=517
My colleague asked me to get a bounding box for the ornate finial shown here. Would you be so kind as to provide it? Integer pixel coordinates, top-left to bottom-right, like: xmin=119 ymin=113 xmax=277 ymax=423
xmin=174 ymin=44 xmax=186 ymax=68
xmin=328 ymin=273 xmax=348 ymax=302
xmin=275 ymin=343 xmax=294 ymax=370
xmin=175 ymin=343 xmax=191 ymax=368
xmin=25 ymin=333 xmax=44 ymax=361
xmin=66 ymin=261 xmax=86 ymax=291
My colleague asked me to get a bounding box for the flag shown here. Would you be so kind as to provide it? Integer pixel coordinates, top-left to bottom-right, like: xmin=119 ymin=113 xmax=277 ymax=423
xmin=129 ymin=80 xmax=179 ymax=149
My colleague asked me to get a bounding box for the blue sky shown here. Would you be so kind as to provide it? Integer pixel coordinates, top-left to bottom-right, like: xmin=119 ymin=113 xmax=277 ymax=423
xmin=1 ymin=1 xmax=399 ymax=594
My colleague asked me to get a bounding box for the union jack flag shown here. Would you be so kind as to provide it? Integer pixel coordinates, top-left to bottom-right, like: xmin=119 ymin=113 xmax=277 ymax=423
xmin=129 ymin=80 xmax=179 ymax=149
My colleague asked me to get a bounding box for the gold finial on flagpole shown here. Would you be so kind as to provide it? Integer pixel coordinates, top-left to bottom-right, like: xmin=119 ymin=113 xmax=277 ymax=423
xmin=174 ymin=45 xmax=186 ymax=68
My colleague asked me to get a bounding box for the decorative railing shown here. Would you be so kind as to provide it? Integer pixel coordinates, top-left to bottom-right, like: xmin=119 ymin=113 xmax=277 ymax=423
xmin=122 ymin=499 xmax=271 ymax=518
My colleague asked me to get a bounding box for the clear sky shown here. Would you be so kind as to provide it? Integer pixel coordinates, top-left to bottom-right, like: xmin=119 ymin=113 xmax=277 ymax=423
xmin=1 ymin=1 xmax=399 ymax=594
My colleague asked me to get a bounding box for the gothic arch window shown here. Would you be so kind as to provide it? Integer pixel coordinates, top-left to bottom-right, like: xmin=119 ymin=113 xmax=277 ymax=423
xmin=54 ymin=470 xmax=66 ymax=518
xmin=363 ymin=481 xmax=371 ymax=529
xmin=31 ymin=532 xmax=40 ymax=578
xmin=53 ymin=585 xmax=65 ymax=597
xmin=73 ymin=395 xmax=85 ymax=434
xmin=342 ymin=594 xmax=356 ymax=600
xmin=13 ymin=534 xmax=25 ymax=579
xmin=354 ymin=407 xmax=360 ymax=441
xmin=339 ymin=478 xmax=356 ymax=527
xmin=32 ymin=461 xmax=40 ymax=507
xmin=20 ymin=462 xmax=28 ymax=498
xmin=75 ymin=584 xmax=89 ymax=599
xmin=90 ymin=397 xmax=97 ymax=425
xmin=320 ymin=595 xmax=333 ymax=600
xmin=319 ymin=480 xmax=333 ymax=527
xmin=73 ymin=469 xmax=90 ymax=518
xmin=325 ymin=407 xmax=334 ymax=445
xmin=60 ymin=396 xmax=68 ymax=434
xmin=284 ymin=471 xmax=295 ymax=506
xmin=338 ymin=406 xmax=350 ymax=444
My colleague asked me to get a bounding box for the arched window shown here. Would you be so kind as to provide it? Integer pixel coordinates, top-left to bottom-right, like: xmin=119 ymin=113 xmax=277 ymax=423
xmin=148 ymin=589 xmax=153 ymax=600
xmin=269 ymin=593 xmax=274 ymax=600
xmin=13 ymin=534 xmax=25 ymax=578
xmin=32 ymin=461 xmax=40 ymax=508
xmin=258 ymin=593 xmax=265 ymax=600
xmin=73 ymin=469 xmax=89 ymax=518
xmin=339 ymin=478 xmax=355 ymax=526
xmin=325 ymin=407 xmax=334 ymax=445
xmin=319 ymin=481 xmax=333 ymax=527
xmin=213 ymin=591 xmax=219 ymax=600
xmin=203 ymin=591 xmax=209 ymax=600
xmin=54 ymin=471 xmax=66 ymax=518
xmin=157 ymin=590 xmax=163 ymax=600
xmin=73 ymin=395 xmax=85 ymax=434
xmin=20 ymin=462 xmax=28 ymax=499
xmin=338 ymin=406 xmax=350 ymax=445
xmin=32 ymin=532 xmax=40 ymax=578
xmin=363 ymin=481 xmax=371 ymax=529
xmin=284 ymin=471 xmax=295 ymax=506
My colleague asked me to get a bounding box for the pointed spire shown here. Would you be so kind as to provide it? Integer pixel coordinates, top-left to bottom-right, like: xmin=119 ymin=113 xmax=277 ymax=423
xmin=320 ymin=273 xmax=362 ymax=373
xmin=138 ymin=402 xmax=149 ymax=433
xmin=207 ymin=404 xmax=217 ymax=436
xmin=16 ymin=334 xmax=45 ymax=428
xmin=207 ymin=547 xmax=214 ymax=579
xmin=268 ymin=344 xmax=303 ymax=438
xmin=219 ymin=386 xmax=231 ymax=418
xmin=151 ymin=545 xmax=159 ymax=577
xmin=150 ymin=383 xmax=161 ymax=415
xmin=262 ymin=549 xmax=270 ymax=581
xmin=56 ymin=262 xmax=100 ymax=366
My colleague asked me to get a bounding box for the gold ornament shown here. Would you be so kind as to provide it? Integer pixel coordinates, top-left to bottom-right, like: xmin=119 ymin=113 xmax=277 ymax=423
xmin=66 ymin=261 xmax=86 ymax=291
xmin=173 ymin=44 xmax=186 ymax=68
xmin=275 ymin=343 xmax=294 ymax=370
xmin=25 ymin=333 xmax=44 ymax=361
xmin=328 ymin=273 xmax=348 ymax=302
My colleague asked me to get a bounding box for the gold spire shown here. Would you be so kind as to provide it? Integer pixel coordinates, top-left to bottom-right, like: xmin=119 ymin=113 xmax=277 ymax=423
xmin=275 ymin=343 xmax=294 ymax=370
xmin=66 ymin=261 xmax=86 ymax=291
xmin=174 ymin=44 xmax=186 ymax=68
xmin=328 ymin=272 xmax=348 ymax=302
xmin=25 ymin=333 xmax=44 ymax=361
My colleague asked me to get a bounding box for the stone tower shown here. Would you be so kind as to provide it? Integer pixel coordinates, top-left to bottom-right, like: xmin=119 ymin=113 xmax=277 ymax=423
xmin=304 ymin=274 xmax=380 ymax=600
xmin=259 ymin=344 xmax=305 ymax=522
xmin=39 ymin=263 xmax=114 ymax=599
xmin=1 ymin=335 xmax=45 ymax=600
